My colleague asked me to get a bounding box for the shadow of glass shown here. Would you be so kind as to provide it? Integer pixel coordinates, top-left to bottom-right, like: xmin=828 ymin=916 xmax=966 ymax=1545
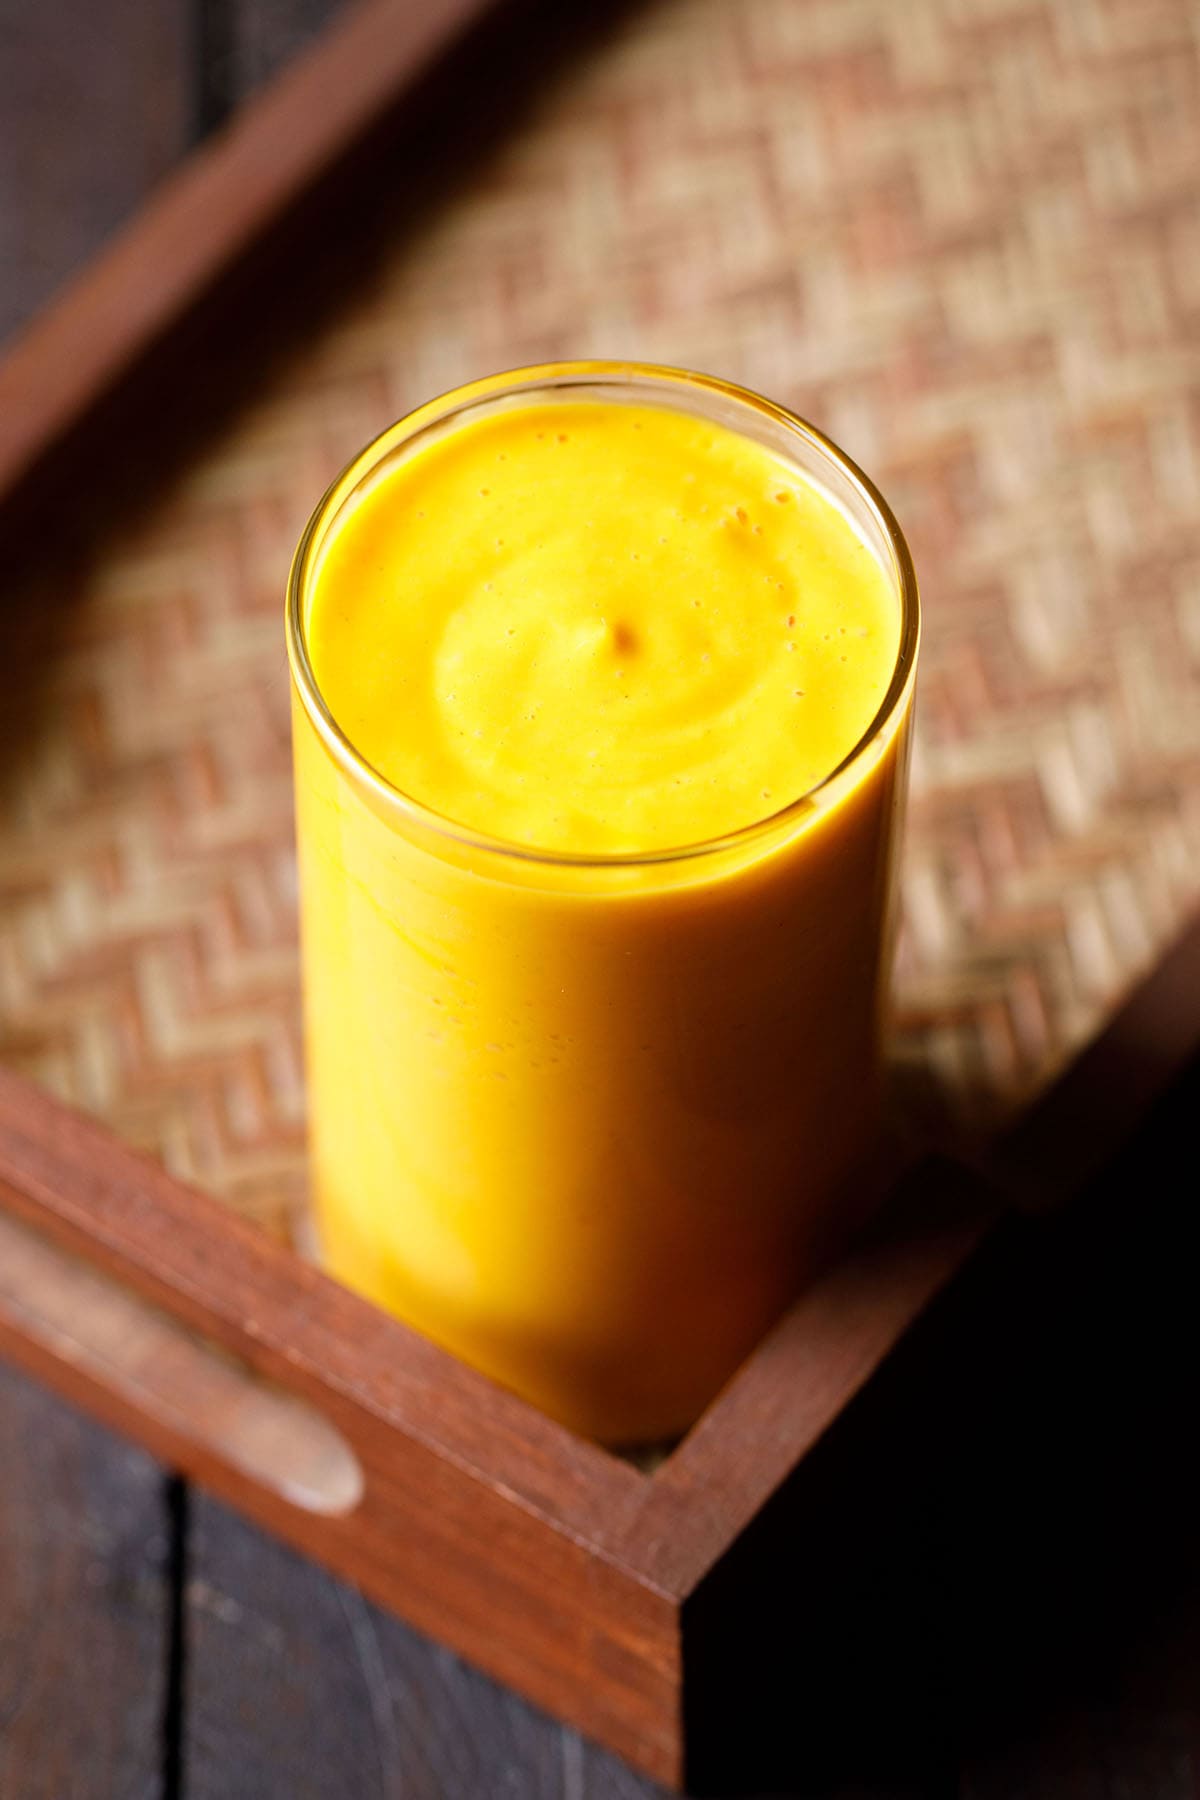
xmin=685 ymin=1056 xmax=1200 ymax=1796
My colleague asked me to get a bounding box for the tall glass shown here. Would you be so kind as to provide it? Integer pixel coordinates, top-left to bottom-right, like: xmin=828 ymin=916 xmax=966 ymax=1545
xmin=286 ymin=363 xmax=919 ymax=1444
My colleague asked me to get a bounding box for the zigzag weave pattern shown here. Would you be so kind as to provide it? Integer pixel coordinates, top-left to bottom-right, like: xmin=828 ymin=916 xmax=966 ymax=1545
xmin=1 ymin=0 xmax=1198 ymax=1237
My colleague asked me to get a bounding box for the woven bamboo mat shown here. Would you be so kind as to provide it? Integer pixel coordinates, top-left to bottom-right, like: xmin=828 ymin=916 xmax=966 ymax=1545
xmin=1 ymin=0 xmax=1198 ymax=1241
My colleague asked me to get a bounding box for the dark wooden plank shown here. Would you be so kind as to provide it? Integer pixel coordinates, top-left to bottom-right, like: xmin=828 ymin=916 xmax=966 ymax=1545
xmin=0 ymin=0 xmax=501 ymax=516
xmin=182 ymin=1500 xmax=972 ymax=1800
xmin=228 ymin=0 xmax=351 ymax=104
xmin=2 ymin=9 xmax=210 ymax=1798
xmin=184 ymin=1492 xmax=657 ymax=1800
xmin=0 ymin=0 xmax=646 ymax=566
xmin=0 ymin=0 xmax=191 ymax=346
xmin=0 ymin=1067 xmax=649 ymax=1542
xmin=0 ymin=1066 xmax=679 ymax=1786
xmin=571 ymin=1739 xmax=669 ymax=1800
xmin=0 ymin=1360 xmax=170 ymax=1800
xmin=193 ymin=0 xmax=353 ymax=133
xmin=1 ymin=918 xmax=1197 ymax=1787
xmin=189 ymin=1063 xmax=1194 ymax=1800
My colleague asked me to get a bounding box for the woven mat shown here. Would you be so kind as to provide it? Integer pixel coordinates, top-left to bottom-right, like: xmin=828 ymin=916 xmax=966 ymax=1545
xmin=2 ymin=0 xmax=1198 ymax=1241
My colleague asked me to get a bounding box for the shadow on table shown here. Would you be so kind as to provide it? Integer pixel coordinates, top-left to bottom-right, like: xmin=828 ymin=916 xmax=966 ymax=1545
xmin=686 ymin=1058 xmax=1200 ymax=1797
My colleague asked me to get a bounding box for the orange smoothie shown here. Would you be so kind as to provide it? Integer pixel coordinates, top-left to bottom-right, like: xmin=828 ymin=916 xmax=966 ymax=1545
xmin=287 ymin=365 xmax=917 ymax=1443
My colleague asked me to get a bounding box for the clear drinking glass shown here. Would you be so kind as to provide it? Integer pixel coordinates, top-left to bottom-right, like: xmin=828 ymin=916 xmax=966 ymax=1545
xmin=286 ymin=362 xmax=919 ymax=1443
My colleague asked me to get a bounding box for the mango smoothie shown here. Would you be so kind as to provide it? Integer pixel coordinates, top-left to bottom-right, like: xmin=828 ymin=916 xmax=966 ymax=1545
xmin=287 ymin=364 xmax=918 ymax=1444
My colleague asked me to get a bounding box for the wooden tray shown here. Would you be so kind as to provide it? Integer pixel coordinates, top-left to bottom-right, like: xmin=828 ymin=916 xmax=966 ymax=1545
xmin=2 ymin=0 xmax=1199 ymax=1788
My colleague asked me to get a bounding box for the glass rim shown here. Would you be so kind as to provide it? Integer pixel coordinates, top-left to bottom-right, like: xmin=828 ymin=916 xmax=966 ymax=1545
xmin=285 ymin=359 xmax=920 ymax=871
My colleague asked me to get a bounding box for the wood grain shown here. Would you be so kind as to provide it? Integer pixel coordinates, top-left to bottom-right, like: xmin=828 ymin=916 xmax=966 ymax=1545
xmin=626 ymin=906 xmax=1200 ymax=1601
xmin=0 ymin=0 xmax=498 ymax=513
xmin=0 ymin=1360 xmax=170 ymax=1800
xmin=182 ymin=1490 xmax=916 ymax=1799
xmin=0 ymin=0 xmax=192 ymax=346
xmin=1 ymin=0 xmax=1195 ymax=1240
xmin=626 ymin=1157 xmax=998 ymax=1598
xmin=0 ymin=1063 xmax=681 ymax=1785
xmin=228 ymin=0 xmax=350 ymax=106
xmin=182 ymin=1045 xmax=1200 ymax=1798
xmin=0 ymin=907 xmax=1196 ymax=1785
xmin=0 ymin=1067 xmax=646 ymax=1541
xmin=184 ymin=1493 xmax=591 ymax=1800
xmin=0 ymin=0 xmax=1199 ymax=1787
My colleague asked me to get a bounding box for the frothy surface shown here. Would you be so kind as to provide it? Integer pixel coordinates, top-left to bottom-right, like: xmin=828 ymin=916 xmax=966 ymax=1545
xmin=307 ymin=400 xmax=899 ymax=854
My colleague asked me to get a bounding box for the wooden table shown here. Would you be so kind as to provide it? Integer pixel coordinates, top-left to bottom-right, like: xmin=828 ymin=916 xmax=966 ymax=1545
xmin=2 ymin=6 xmax=1198 ymax=1796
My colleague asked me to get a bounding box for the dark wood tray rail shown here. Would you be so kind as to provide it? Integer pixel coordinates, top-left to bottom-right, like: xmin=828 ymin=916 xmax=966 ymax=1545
xmin=1 ymin=916 xmax=1197 ymax=1789
xmin=0 ymin=0 xmax=499 ymax=526
xmin=1 ymin=0 xmax=1199 ymax=1786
